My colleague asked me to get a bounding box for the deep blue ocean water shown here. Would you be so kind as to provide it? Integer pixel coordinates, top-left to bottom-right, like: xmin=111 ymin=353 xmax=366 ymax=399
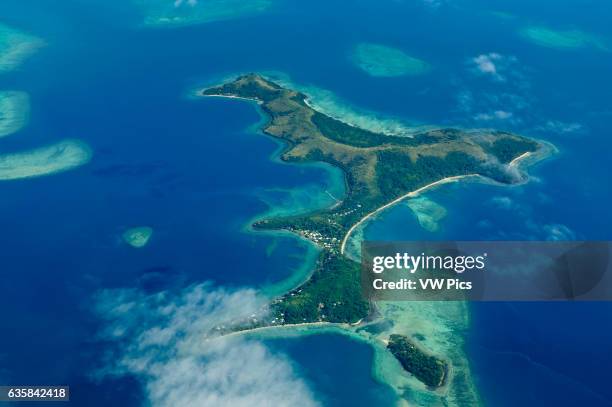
xmin=1 ymin=0 xmax=611 ymax=405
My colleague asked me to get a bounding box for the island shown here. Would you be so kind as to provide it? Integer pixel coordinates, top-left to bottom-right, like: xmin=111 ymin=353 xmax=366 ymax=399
xmin=387 ymin=334 xmax=448 ymax=388
xmin=200 ymin=74 xmax=547 ymax=388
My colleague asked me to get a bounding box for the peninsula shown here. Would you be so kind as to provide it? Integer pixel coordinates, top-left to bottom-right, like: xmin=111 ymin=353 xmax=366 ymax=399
xmin=201 ymin=74 xmax=545 ymax=387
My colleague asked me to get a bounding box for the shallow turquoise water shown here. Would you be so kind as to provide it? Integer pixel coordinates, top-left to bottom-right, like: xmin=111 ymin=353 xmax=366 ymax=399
xmin=0 ymin=0 xmax=611 ymax=405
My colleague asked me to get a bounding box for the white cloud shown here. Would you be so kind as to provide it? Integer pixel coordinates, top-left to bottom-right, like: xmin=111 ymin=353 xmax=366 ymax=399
xmin=94 ymin=283 xmax=319 ymax=407
xmin=494 ymin=110 xmax=513 ymax=120
xmin=422 ymin=0 xmax=444 ymax=7
xmin=455 ymin=54 xmax=534 ymax=128
xmin=470 ymin=53 xmax=516 ymax=81
xmin=455 ymin=90 xmax=474 ymax=112
xmin=393 ymin=0 xmax=447 ymax=9
xmin=473 ymin=53 xmax=501 ymax=75
xmin=537 ymin=120 xmax=585 ymax=135
xmin=520 ymin=220 xmax=577 ymax=241
xmin=477 ymin=219 xmax=493 ymax=229
xmin=474 ymin=110 xmax=514 ymax=121
xmin=477 ymin=153 xmax=525 ymax=184
xmin=454 ymin=52 xmax=544 ymax=128
xmin=174 ymin=0 xmax=198 ymax=7
xmin=542 ymin=224 xmax=577 ymax=241
xmin=490 ymin=196 xmax=514 ymax=210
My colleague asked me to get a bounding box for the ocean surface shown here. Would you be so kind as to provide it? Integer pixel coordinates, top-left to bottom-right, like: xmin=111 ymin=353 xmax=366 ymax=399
xmin=1 ymin=0 xmax=611 ymax=405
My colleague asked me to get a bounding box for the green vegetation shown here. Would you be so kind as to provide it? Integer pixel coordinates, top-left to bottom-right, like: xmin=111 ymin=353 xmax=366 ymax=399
xmin=203 ymin=78 xmax=283 ymax=102
xmin=311 ymin=111 xmax=442 ymax=148
xmin=487 ymin=134 xmax=538 ymax=163
xmin=387 ymin=334 xmax=447 ymax=388
xmin=202 ymin=74 xmax=544 ymax=377
xmin=272 ymin=252 xmax=369 ymax=324
xmin=376 ymin=150 xmax=480 ymax=198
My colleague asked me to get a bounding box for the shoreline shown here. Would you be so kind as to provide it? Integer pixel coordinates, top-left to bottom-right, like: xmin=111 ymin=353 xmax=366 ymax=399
xmin=340 ymin=174 xmax=481 ymax=254
xmin=508 ymin=151 xmax=532 ymax=167
xmin=302 ymin=97 xmax=421 ymax=138
xmin=227 ymin=317 xmax=365 ymax=339
xmin=341 ymin=139 xmax=558 ymax=254
xmin=200 ymin=86 xmax=555 ymax=258
xmin=199 ymin=91 xmax=262 ymax=104
xmin=199 ymin=81 xmax=556 ymax=405
xmin=220 ymin=321 xmax=342 ymax=340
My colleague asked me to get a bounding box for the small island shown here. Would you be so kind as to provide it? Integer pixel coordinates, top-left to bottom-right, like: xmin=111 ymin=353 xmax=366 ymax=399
xmin=122 ymin=227 xmax=153 ymax=248
xmin=387 ymin=334 xmax=448 ymax=388
xmin=201 ymin=74 xmax=546 ymax=385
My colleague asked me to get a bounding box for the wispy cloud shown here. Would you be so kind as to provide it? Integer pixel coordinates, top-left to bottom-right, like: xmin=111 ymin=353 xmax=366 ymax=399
xmin=453 ymin=52 xmax=537 ymax=128
xmin=470 ymin=53 xmax=518 ymax=82
xmin=479 ymin=206 xmax=577 ymax=241
xmin=474 ymin=110 xmax=513 ymax=121
xmin=464 ymin=53 xmax=591 ymax=135
xmin=174 ymin=0 xmax=198 ymax=7
xmin=536 ymin=120 xmax=585 ymax=136
xmin=490 ymin=196 xmax=515 ymax=210
xmin=472 ymin=53 xmax=501 ymax=78
xmin=540 ymin=223 xmax=577 ymax=241
xmin=422 ymin=0 xmax=445 ymax=8
xmin=392 ymin=0 xmax=448 ymax=9
xmin=94 ymin=283 xmax=318 ymax=407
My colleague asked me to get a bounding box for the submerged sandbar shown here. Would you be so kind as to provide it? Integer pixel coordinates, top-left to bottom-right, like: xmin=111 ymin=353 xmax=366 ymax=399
xmin=406 ymin=196 xmax=447 ymax=232
xmin=122 ymin=227 xmax=153 ymax=248
xmin=351 ymin=43 xmax=430 ymax=77
xmin=0 ymin=91 xmax=29 ymax=138
xmin=519 ymin=26 xmax=609 ymax=51
xmin=135 ymin=0 xmax=272 ymax=27
xmin=0 ymin=23 xmax=43 ymax=73
xmin=0 ymin=139 xmax=92 ymax=181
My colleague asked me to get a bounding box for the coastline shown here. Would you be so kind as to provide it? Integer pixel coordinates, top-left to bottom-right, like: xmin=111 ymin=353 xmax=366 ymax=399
xmin=221 ymin=321 xmax=344 ymax=340
xmin=513 ymin=139 xmax=558 ymax=168
xmin=240 ymin=140 xmax=346 ymax=298
xmin=340 ymin=174 xmax=481 ymax=254
xmin=342 ymin=138 xmax=556 ymax=253
xmin=200 ymin=92 xmax=263 ymax=104
xmin=266 ymin=71 xmax=434 ymax=137
xmin=509 ymin=151 xmax=532 ymax=167
xmin=199 ymin=80 xmax=556 ymax=406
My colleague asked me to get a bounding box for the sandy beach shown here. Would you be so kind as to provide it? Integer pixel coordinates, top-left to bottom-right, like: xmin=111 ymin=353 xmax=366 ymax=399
xmin=340 ymin=174 xmax=480 ymax=254
xmin=218 ymin=321 xmax=341 ymax=340
xmin=199 ymin=91 xmax=263 ymax=104
xmin=508 ymin=151 xmax=533 ymax=167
